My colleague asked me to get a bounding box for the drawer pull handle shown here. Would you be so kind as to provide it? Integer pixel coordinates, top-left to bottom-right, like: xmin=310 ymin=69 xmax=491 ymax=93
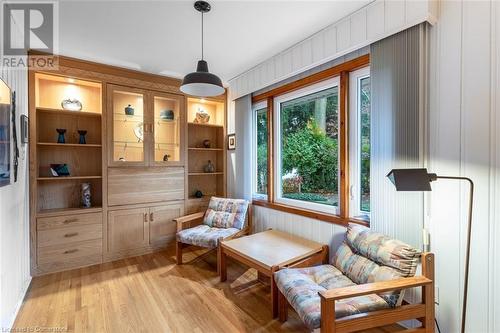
xmin=64 ymin=249 xmax=78 ymax=254
xmin=64 ymin=232 xmax=79 ymax=238
xmin=63 ymin=218 xmax=78 ymax=224
xmin=150 ymin=212 xmax=154 ymax=221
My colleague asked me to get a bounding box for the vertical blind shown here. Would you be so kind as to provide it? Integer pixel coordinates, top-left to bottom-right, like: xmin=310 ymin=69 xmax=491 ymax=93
xmin=370 ymin=24 xmax=426 ymax=249
xmin=231 ymin=95 xmax=253 ymax=200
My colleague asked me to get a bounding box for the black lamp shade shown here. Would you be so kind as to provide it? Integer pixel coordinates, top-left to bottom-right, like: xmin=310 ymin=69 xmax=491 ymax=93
xmin=180 ymin=60 xmax=224 ymax=97
xmin=386 ymin=168 xmax=436 ymax=191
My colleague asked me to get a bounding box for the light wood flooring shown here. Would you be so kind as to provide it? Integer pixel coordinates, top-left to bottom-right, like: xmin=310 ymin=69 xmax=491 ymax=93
xmin=14 ymin=247 xmax=405 ymax=332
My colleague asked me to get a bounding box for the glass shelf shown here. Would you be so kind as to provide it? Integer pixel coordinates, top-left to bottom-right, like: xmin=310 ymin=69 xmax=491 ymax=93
xmin=111 ymin=89 xmax=145 ymax=163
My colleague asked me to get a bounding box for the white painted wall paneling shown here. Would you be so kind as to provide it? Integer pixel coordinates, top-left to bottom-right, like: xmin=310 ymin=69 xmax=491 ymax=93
xmin=228 ymin=0 xmax=437 ymax=101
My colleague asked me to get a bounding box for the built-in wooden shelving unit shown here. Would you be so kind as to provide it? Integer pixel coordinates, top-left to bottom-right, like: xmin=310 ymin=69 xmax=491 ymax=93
xmin=186 ymin=97 xmax=226 ymax=213
xmin=33 ymin=73 xmax=103 ymax=215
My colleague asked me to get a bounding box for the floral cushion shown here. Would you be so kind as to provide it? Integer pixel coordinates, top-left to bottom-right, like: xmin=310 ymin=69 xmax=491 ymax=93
xmin=346 ymin=223 xmax=420 ymax=276
xmin=203 ymin=197 xmax=249 ymax=230
xmin=274 ymin=265 xmax=389 ymax=330
xmin=332 ymin=223 xmax=421 ymax=307
xmin=176 ymin=225 xmax=240 ymax=248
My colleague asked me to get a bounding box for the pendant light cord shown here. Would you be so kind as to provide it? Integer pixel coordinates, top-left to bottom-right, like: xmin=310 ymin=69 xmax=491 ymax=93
xmin=201 ymin=11 xmax=204 ymax=60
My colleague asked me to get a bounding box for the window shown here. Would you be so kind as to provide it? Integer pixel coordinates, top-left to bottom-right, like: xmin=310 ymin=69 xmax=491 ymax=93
xmin=349 ymin=67 xmax=371 ymax=218
xmin=274 ymin=78 xmax=340 ymax=214
xmin=251 ymin=54 xmax=370 ymax=225
xmin=253 ymin=102 xmax=268 ymax=199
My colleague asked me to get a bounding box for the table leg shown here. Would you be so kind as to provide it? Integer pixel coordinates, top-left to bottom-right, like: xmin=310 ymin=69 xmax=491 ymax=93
xmin=271 ymin=266 xmax=279 ymax=318
xmin=220 ymin=246 xmax=227 ymax=282
xmin=278 ymin=287 xmax=288 ymax=322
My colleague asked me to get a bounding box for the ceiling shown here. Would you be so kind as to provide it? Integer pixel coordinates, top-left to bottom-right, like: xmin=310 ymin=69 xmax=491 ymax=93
xmin=58 ymin=0 xmax=371 ymax=84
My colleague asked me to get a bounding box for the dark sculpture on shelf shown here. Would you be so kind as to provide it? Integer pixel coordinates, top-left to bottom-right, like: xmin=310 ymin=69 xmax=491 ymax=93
xmin=56 ymin=128 xmax=66 ymax=143
xmin=78 ymin=130 xmax=87 ymax=144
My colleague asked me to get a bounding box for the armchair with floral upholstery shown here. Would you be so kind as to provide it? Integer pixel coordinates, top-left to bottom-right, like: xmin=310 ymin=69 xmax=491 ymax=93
xmin=174 ymin=197 xmax=251 ymax=273
xmin=275 ymin=223 xmax=435 ymax=333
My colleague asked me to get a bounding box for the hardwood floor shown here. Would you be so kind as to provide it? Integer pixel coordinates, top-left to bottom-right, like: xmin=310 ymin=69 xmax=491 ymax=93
xmin=14 ymin=247 xmax=405 ymax=333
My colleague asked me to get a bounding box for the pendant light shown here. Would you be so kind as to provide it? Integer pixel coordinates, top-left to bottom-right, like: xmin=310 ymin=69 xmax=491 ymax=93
xmin=180 ymin=1 xmax=224 ymax=97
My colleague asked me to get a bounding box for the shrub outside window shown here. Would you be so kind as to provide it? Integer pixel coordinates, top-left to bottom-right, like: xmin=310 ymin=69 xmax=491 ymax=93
xmin=253 ymin=102 xmax=268 ymax=198
xmin=349 ymin=67 xmax=371 ymax=219
xmin=274 ymin=78 xmax=340 ymax=214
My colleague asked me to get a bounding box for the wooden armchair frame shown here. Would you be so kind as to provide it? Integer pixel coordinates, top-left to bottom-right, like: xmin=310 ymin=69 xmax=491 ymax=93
xmin=174 ymin=204 xmax=252 ymax=274
xmin=278 ymin=253 xmax=435 ymax=333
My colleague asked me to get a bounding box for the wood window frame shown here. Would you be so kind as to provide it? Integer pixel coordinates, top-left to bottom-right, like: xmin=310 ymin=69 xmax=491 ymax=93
xmin=251 ymin=54 xmax=370 ymax=227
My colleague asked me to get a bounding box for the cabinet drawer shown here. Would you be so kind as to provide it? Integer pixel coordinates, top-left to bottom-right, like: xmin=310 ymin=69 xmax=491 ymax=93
xmin=37 ymin=239 xmax=102 ymax=266
xmin=38 ymin=224 xmax=102 ymax=248
xmin=37 ymin=212 xmax=102 ymax=231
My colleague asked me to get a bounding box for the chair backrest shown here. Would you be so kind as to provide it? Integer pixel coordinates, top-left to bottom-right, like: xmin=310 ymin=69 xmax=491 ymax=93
xmin=333 ymin=223 xmax=421 ymax=307
xmin=202 ymin=197 xmax=250 ymax=230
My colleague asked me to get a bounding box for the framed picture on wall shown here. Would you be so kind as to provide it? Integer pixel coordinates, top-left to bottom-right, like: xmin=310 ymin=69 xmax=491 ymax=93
xmin=227 ymin=133 xmax=236 ymax=150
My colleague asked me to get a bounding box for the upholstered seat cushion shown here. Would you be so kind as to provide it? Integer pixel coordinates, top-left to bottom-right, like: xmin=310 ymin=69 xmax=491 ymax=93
xmin=275 ymin=265 xmax=389 ymax=330
xmin=203 ymin=197 xmax=249 ymax=230
xmin=176 ymin=225 xmax=240 ymax=248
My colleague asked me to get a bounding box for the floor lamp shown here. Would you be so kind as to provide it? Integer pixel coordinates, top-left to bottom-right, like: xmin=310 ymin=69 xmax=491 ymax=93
xmin=386 ymin=168 xmax=474 ymax=333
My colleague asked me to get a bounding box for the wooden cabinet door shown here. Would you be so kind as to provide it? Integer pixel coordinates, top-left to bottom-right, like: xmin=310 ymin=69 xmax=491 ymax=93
xmin=108 ymin=208 xmax=149 ymax=253
xmin=149 ymin=203 xmax=184 ymax=246
xmin=149 ymin=92 xmax=185 ymax=167
xmin=107 ymin=84 xmax=149 ymax=167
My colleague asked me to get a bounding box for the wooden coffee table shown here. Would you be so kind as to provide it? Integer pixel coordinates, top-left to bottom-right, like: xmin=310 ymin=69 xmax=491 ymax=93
xmin=219 ymin=229 xmax=328 ymax=317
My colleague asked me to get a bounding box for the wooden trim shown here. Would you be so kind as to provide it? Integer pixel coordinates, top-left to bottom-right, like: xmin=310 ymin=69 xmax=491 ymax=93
xmin=319 ymin=276 xmax=432 ymax=300
xmin=253 ymin=199 xmax=370 ymax=227
xmin=333 ymin=304 xmax=427 ymax=333
xmin=252 ymin=54 xmax=369 ymax=103
xmin=252 ymin=200 xmax=347 ymax=226
xmin=339 ymin=71 xmax=349 ymax=218
xmin=421 ymin=253 xmax=435 ymax=330
xmin=29 ymin=50 xmax=182 ymax=88
xmin=267 ymin=97 xmax=274 ymax=202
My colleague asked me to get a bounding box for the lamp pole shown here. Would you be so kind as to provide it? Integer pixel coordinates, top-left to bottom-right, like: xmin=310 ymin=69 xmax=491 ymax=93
xmin=434 ymin=176 xmax=474 ymax=333
xmin=386 ymin=169 xmax=474 ymax=333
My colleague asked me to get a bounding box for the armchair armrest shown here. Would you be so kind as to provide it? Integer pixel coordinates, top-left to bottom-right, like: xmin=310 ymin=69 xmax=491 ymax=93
xmin=174 ymin=212 xmax=205 ymax=232
xmin=319 ymin=276 xmax=432 ymax=301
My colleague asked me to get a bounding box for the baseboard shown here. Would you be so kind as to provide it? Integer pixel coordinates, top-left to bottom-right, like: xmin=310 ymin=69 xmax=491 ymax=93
xmin=4 ymin=277 xmax=32 ymax=330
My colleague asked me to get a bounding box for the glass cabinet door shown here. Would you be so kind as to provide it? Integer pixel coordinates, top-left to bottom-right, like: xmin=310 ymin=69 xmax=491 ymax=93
xmin=151 ymin=93 xmax=184 ymax=165
xmin=109 ymin=86 xmax=148 ymax=165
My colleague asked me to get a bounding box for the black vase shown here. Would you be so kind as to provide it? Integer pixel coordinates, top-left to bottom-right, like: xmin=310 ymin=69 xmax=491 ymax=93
xmin=56 ymin=129 xmax=66 ymax=144
xmin=78 ymin=130 xmax=87 ymax=144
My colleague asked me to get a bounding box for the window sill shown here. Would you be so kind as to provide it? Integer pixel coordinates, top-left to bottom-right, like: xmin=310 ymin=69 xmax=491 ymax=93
xmin=252 ymin=200 xmax=370 ymax=227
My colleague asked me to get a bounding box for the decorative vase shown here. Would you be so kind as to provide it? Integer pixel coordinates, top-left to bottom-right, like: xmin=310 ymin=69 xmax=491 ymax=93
xmin=61 ymin=98 xmax=82 ymax=111
xmin=194 ymin=190 xmax=203 ymax=198
xmin=125 ymin=104 xmax=135 ymax=115
xmin=194 ymin=107 xmax=210 ymax=124
xmin=56 ymin=128 xmax=66 ymax=143
xmin=163 ymin=154 xmax=170 ymax=161
xmin=81 ymin=183 xmax=91 ymax=208
xmin=203 ymin=139 xmax=211 ymax=148
xmin=204 ymin=160 xmax=215 ymax=173
xmin=78 ymin=130 xmax=87 ymax=144
xmin=160 ymin=109 xmax=175 ymax=120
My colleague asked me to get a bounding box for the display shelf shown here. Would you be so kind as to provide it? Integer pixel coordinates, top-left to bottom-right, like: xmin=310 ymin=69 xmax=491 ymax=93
xmin=188 ymin=122 xmax=223 ymax=128
xmin=37 ymin=206 xmax=103 ymax=218
xmin=37 ymin=107 xmax=101 ymax=117
xmin=37 ymin=175 xmax=102 ymax=181
xmin=37 ymin=142 xmax=102 ymax=148
xmin=188 ymin=172 xmax=224 ymax=176
xmin=188 ymin=147 xmax=223 ymax=151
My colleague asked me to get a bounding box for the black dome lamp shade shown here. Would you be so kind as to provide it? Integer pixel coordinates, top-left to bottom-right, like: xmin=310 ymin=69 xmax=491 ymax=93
xmin=180 ymin=1 xmax=224 ymax=97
